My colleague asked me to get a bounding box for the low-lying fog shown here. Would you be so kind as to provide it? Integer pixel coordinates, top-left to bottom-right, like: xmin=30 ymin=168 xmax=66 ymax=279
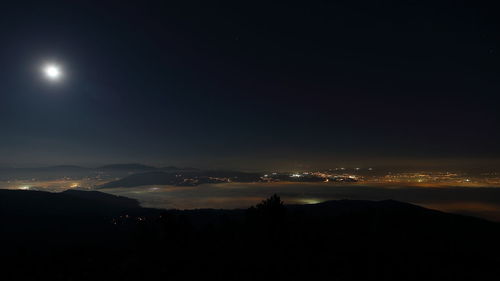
xmin=102 ymin=182 xmax=500 ymax=222
xmin=3 ymin=179 xmax=500 ymax=222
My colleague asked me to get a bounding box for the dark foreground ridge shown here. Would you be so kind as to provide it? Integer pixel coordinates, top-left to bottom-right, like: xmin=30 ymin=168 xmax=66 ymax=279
xmin=1 ymin=190 xmax=499 ymax=280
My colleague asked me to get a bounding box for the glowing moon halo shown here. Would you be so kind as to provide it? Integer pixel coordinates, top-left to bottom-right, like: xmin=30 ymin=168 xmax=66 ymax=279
xmin=42 ymin=64 xmax=62 ymax=81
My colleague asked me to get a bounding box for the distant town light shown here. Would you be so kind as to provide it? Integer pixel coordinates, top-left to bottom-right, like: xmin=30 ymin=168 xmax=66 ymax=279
xmin=302 ymin=199 xmax=321 ymax=204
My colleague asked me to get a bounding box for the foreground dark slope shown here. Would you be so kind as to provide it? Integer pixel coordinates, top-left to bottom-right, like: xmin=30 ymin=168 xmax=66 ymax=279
xmin=0 ymin=189 xmax=139 ymax=216
xmin=1 ymin=190 xmax=499 ymax=280
xmin=0 ymin=190 xmax=146 ymax=242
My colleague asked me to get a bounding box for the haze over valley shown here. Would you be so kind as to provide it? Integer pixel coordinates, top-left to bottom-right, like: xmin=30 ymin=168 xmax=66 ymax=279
xmin=2 ymin=163 xmax=500 ymax=221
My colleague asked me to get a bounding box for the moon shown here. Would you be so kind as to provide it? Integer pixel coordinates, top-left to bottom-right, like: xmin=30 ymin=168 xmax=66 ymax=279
xmin=42 ymin=63 xmax=63 ymax=81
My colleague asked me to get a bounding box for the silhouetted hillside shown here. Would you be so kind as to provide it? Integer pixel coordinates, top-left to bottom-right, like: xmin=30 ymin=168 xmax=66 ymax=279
xmin=99 ymin=172 xmax=185 ymax=188
xmin=0 ymin=189 xmax=143 ymax=242
xmin=0 ymin=189 xmax=139 ymax=216
xmin=2 ymin=191 xmax=500 ymax=280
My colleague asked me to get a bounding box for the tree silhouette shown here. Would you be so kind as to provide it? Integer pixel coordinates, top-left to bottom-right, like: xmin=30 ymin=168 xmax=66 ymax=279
xmin=255 ymin=194 xmax=285 ymax=215
xmin=247 ymin=194 xmax=287 ymax=230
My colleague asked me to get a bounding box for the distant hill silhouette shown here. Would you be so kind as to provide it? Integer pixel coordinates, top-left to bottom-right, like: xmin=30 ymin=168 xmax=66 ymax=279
xmin=99 ymin=170 xmax=262 ymax=188
xmin=0 ymin=163 xmax=213 ymax=180
xmin=160 ymin=166 xmax=200 ymax=171
xmin=99 ymin=171 xmax=184 ymax=188
xmin=97 ymin=163 xmax=158 ymax=171
xmin=48 ymin=165 xmax=87 ymax=170
xmin=0 ymin=163 xmax=193 ymax=180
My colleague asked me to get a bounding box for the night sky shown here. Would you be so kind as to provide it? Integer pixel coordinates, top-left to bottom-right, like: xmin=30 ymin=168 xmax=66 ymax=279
xmin=1 ymin=1 xmax=499 ymax=169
